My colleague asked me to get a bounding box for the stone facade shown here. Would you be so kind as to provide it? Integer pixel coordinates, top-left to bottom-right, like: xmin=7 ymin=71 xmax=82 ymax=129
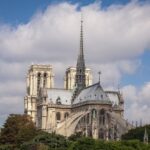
xmin=24 ymin=18 xmax=132 ymax=140
xmin=24 ymin=73 xmax=132 ymax=140
xmin=64 ymin=67 xmax=92 ymax=90
xmin=24 ymin=64 xmax=54 ymax=122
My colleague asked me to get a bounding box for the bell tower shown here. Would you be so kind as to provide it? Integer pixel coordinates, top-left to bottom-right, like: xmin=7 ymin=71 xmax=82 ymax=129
xmin=24 ymin=64 xmax=54 ymax=123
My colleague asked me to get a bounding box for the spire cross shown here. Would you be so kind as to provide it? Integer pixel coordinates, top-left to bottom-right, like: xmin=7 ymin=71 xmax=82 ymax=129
xmin=81 ymin=12 xmax=83 ymax=23
xmin=98 ymin=71 xmax=101 ymax=83
xmin=80 ymin=13 xmax=84 ymax=56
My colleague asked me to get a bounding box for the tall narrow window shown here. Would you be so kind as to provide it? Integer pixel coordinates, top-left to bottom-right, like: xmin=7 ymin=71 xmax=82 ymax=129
xmin=100 ymin=109 xmax=105 ymax=125
xmin=43 ymin=72 xmax=47 ymax=88
xmin=37 ymin=72 xmax=41 ymax=92
xmin=56 ymin=112 xmax=61 ymax=121
xmin=99 ymin=128 xmax=104 ymax=139
xmin=92 ymin=109 xmax=97 ymax=119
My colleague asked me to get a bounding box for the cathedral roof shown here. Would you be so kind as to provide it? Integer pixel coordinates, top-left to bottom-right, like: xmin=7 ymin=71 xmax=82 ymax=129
xmin=73 ymin=82 xmax=111 ymax=105
xmin=47 ymin=89 xmax=72 ymax=105
xmin=105 ymin=91 xmax=120 ymax=106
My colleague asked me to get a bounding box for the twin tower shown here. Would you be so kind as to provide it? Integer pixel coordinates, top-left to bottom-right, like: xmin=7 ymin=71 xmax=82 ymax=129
xmin=24 ymin=18 xmax=92 ymax=122
xmin=25 ymin=65 xmax=92 ymax=96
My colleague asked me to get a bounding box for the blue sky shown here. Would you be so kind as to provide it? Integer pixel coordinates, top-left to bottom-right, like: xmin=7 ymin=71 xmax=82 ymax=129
xmin=0 ymin=0 xmax=132 ymax=25
xmin=122 ymin=50 xmax=150 ymax=87
xmin=0 ymin=0 xmax=149 ymax=86
xmin=0 ymin=0 xmax=150 ymax=126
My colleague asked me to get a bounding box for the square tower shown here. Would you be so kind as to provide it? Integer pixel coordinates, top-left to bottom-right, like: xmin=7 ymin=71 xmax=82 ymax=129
xmin=26 ymin=64 xmax=54 ymax=96
xmin=24 ymin=64 xmax=54 ymax=123
xmin=64 ymin=67 xmax=92 ymax=90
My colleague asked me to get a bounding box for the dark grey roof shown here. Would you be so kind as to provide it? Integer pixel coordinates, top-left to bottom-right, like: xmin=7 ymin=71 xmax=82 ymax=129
xmin=47 ymin=89 xmax=72 ymax=105
xmin=73 ymin=82 xmax=111 ymax=105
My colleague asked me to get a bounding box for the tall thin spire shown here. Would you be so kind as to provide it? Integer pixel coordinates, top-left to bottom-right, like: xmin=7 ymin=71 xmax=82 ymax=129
xmin=98 ymin=71 xmax=101 ymax=84
xmin=80 ymin=13 xmax=84 ymax=56
xmin=144 ymin=127 xmax=148 ymax=144
xmin=75 ymin=14 xmax=86 ymax=91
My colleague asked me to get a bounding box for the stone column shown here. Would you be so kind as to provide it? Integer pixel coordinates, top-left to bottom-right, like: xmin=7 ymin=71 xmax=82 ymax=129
xmin=106 ymin=124 xmax=109 ymax=141
xmin=92 ymin=120 xmax=98 ymax=139
xmin=42 ymin=105 xmax=47 ymax=130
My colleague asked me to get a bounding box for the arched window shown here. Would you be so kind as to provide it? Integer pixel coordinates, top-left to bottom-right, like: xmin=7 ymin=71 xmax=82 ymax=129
xmin=100 ymin=109 xmax=105 ymax=115
xmin=43 ymin=72 xmax=47 ymax=88
xmin=56 ymin=112 xmax=61 ymax=121
xmin=86 ymin=113 xmax=90 ymax=124
xmin=92 ymin=109 xmax=97 ymax=119
xmin=64 ymin=112 xmax=69 ymax=119
xmin=37 ymin=72 xmax=41 ymax=92
xmin=100 ymin=109 xmax=105 ymax=125
xmin=99 ymin=128 xmax=104 ymax=139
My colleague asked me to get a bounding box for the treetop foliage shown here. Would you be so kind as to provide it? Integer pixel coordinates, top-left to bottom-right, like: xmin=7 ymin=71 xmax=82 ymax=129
xmin=122 ymin=125 xmax=150 ymax=142
xmin=0 ymin=114 xmax=39 ymax=145
xmin=0 ymin=114 xmax=150 ymax=150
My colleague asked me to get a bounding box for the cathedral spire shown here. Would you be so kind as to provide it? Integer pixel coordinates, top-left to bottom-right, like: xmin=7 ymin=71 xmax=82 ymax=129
xmin=80 ymin=13 xmax=84 ymax=56
xmin=98 ymin=71 xmax=101 ymax=84
xmin=75 ymin=14 xmax=86 ymax=91
xmin=144 ymin=127 xmax=148 ymax=144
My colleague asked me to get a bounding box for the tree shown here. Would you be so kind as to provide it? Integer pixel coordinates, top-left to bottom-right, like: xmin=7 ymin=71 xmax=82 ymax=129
xmin=68 ymin=138 xmax=150 ymax=150
xmin=122 ymin=125 xmax=150 ymax=142
xmin=20 ymin=132 xmax=70 ymax=150
xmin=68 ymin=137 xmax=95 ymax=150
xmin=0 ymin=114 xmax=38 ymax=145
xmin=68 ymin=132 xmax=83 ymax=141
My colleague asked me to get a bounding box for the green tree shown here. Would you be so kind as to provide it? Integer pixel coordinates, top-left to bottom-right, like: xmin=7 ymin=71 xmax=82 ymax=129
xmin=68 ymin=137 xmax=95 ymax=150
xmin=21 ymin=132 xmax=70 ymax=150
xmin=122 ymin=125 xmax=150 ymax=142
xmin=68 ymin=132 xmax=83 ymax=141
xmin=20 ymin=142 xmax=49 ymax=150
xmin=0 ymin=114 xmax=38 ymax=146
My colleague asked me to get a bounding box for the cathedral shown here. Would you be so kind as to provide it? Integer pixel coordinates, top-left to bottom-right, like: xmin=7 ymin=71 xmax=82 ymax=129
xmin=24 ymin=18 xmax=132 ymax=140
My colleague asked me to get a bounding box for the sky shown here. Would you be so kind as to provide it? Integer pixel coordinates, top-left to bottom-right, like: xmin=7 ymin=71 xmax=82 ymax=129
xmin=0 ymin=0 xmax=150 ymax=127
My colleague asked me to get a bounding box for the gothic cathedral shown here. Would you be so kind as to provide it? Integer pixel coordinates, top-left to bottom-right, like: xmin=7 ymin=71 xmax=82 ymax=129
xmin=24 ymin=18 xmax=132 ymax=140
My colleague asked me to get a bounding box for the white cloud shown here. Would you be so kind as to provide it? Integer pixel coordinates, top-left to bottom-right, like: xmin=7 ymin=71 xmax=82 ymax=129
xmin=0 ymin=1 xmax=150 ymax=63
xmin=139 ymin=82 xmax=150 ymax=103
xmin=91 ymin=60 xmax=140 ymax=87
xmin=0 ymin=81 xmax=25 ymax=97
xmin=0 ymin=96 xmax=24 ymax=126
xmin=0 ymin=1 xmax=150 ymax=126
xmin=122 ymin=82 xmax=150 ymax=124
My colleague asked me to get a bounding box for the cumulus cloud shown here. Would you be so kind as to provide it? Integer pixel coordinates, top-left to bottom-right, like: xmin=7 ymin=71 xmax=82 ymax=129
xmin=0 ymin=1 xmax=150 ymax=126
xmin=122 ymin=82 xmax=150 ymax=124
xmin=1 ymin=1 xmax=150 ymax=63
xmin=91 ymin=59 xmax=140 ymax=87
